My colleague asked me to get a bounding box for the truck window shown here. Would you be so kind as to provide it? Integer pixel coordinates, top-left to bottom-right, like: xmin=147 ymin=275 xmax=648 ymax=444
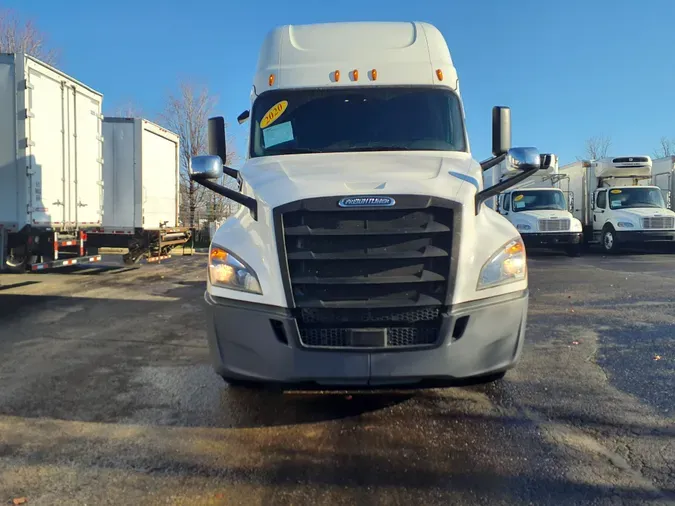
xmin=502 ymin=194 xmax=510 ymax=211
xmin=608 ymin=187 xmax=666 ymax=209
xmin=250 ymin=87 xmax=466 ymax=157
xmin=596 ymin=191 xmax=607 ymax=209
xmin=511 ymin=190 xmax=567 ymax=212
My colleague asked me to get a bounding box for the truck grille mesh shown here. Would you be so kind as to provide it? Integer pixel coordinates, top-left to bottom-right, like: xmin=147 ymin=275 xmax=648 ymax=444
xmin=538 ymin=219 xmax=570 ymax=232
xmin=642 ymin=216 xmax=675 ymax=229
xmin=275 ymin=196 xmax=456 ymax=350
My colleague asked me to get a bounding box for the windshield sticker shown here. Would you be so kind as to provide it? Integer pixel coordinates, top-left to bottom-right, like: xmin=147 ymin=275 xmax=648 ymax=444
xmin=513 ymin=194 xmax=524 ymax=202
xmin=610 ymin=189 xmax=622 ymax=194
xmin=261 ymin=100 xmax=288 ymax=129
xmin=263 ymin=121 xmax=294 ymax=147
xmin=514 ymin=201 xmax=525 ymax=209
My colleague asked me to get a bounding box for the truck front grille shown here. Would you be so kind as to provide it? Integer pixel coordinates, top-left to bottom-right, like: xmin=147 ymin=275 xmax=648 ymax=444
xmin=643 ymin=216 xmax=675 ymax=229
xmin=538 ymin=219 xmax=570 ymax=232
xmin=274 ymin=196 xmax=458 ymax=350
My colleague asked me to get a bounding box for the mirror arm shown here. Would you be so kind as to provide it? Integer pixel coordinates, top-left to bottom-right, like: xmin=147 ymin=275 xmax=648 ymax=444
xmin=480 ymin=153 xmax=507 ymax=172
xmin=193 ymin=178 xmax=258 ymax=221
xmin=475 ymin=167 xmax=538 ymax=215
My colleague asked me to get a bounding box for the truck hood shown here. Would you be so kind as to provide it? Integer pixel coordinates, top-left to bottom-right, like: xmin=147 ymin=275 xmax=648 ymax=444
xmin=241 ymin=151 xmax=480 ymax=208
xmin=610 ymin=207 xmax=675 ymax=219
xmin=510 ymin=210 xmax=571 ymax=220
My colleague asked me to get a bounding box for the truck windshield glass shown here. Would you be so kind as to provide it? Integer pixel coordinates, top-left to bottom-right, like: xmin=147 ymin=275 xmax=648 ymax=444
xmin=608 ymin=187 xmax=665 ymax=209
xmin=511 ymin=190 xmax=567 ymax=212
xmin=250 ymin=87 xmax=466 ymax=157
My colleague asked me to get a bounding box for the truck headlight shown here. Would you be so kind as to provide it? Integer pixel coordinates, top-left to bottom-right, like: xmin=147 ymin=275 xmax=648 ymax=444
xmin=477 ymin=238 xmax=527 ymax=290
xmin=516 ymin=224 xmax=531 ymax=231
xmin=208 ymin=246 xmax=262 ymax=294
xmin=617 ymin=221 xmax=634 ymax=228
xmin=570 ymin=220 xmax=583 ymax=232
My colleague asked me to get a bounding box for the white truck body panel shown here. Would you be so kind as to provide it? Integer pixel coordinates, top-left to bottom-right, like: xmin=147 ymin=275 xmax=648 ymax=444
xmin=102 ymin=118 xmax=180 ymax=230
xmin=651 ymin=156 xmax=675 ymax=210
xmin=0 ymin=53 xmax=103 ymax=231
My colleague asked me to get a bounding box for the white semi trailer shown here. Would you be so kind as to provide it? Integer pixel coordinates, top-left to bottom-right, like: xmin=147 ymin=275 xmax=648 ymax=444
xmin=186 ymin=21 xmax=552 ymax=390
xmin=484 ymin=154 xmax=584 ymax=256
xmin=0 ymin=53 xmax=104 ymax=272
xmin=86 ymin=117 xmax=191 ymax=264
xmin=650 ymin=156 xmax=675 ymax=211
xmin=560 ymin=156 xmax=675 ymax=253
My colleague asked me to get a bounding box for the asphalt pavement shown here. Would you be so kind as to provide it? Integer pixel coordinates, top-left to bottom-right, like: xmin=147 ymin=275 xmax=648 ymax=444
xmin=0 ymin=252 xmax=673 ymax=505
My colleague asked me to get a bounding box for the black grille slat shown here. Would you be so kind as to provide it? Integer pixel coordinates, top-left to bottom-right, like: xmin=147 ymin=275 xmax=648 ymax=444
xmin=276 ymin=197 xmax=456 ymax=350
xmin=286 ymin=244 xmax=449 ymax=260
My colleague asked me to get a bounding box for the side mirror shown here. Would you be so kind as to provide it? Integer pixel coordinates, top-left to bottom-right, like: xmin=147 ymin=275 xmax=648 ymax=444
xmin=190 ymin=155 xmax=223 ymax=181
xmin=475 ymin=147 xmax=542 ymax=214
xmin=505 ymin=147 xmax=541 ymax=173
xmin=237 ymin=110 xmax=250 ymax=124
xmin=208 ymin=117 xmax=228 ymax=162
xmin=492 ymin=106 xmax=512 ymax=156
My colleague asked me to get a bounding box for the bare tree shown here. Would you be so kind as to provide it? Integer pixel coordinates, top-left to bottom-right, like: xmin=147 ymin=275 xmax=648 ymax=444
xmin=653 ymin=137 xmax=674 ymax=159
xmin=160 ymin=81 xmax=237 ymax=228
xmin=584 ymin=135 xmax=612 ymax=160
xmin=0 ymin=9 xmax=58 ymax=64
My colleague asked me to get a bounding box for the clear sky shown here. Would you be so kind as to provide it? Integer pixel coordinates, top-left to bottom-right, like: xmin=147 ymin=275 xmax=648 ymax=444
xmin=7 ymin=0 xmax=675 ymax=166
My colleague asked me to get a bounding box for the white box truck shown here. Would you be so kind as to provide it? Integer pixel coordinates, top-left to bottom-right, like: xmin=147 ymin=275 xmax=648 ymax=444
xmin=484 ymin=154 xmax=584 ymax=256
xmin=560 ymin=156 xmax=675 ymax=253
xmin=86 ymin=117 xmax=191 ymax=264
xmin=0 ymin=53 xmax=104 ymax=272
xmin=650 ymin=156 xmax=675 ymax=211
xmin=187 ymin=22 xmax=552 ymax=390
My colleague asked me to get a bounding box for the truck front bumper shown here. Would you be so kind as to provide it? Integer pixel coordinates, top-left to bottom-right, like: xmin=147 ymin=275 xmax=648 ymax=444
xmin=615 ymin=230 xmax=675 ymax=244
xmin=203 ymin=290 xmax=528 ymax=389
xmin=521 ymin=232 xmax=583 ymax=248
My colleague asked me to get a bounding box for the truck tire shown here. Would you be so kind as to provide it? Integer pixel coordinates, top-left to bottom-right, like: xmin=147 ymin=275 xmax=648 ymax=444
xmin=601 ymin=225 xmax=619 ymax=254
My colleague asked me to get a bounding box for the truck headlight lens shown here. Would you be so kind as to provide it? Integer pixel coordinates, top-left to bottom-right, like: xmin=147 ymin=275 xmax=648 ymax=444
xmin=208 ymin=246 xmax=262 ymax=294
xmin=570 ymin=220 xmax=583 ymax=232
xmin=477 ymin=238 xmax=527 ymax=290
xmin=516 ymin=224 xmax=531 ymax=231
xmin=617 ymin=221 xmax=634 ymax=228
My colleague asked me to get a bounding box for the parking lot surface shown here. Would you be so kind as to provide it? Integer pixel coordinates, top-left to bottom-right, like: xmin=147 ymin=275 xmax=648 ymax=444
xmin=0 ymin=252 xmax=673 ymax=505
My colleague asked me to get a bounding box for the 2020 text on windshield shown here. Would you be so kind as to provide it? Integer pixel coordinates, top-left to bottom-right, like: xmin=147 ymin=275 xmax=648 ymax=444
xmin=249 ymin=87 xmax=467 ymax=158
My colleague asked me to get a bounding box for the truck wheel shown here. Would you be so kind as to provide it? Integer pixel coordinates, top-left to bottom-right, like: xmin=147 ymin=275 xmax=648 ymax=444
xmin=5 ymin=248 xmax=28 ymax=273
xmin=601 ymin=226 xmax=619 ymax=254
xmin=566 ymin=244 xmax=582 ymax=257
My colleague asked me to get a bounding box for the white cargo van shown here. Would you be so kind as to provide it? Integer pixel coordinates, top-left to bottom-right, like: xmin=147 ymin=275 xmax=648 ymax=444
xmin=188 ymin=22 xmax=550 ymax=389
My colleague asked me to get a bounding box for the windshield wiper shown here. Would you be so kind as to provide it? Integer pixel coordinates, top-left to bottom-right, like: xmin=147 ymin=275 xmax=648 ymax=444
xmin=340 ymin=146 xmax=410 ymax=152
xmin=266 ymin=147 xmax=326 ymax=155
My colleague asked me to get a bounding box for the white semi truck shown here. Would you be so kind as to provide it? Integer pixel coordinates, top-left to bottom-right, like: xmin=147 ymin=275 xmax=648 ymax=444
xmin=650 ymin=156 xmax=675 ymax=211
xmin=188 ymin=21 xmax=551 ymax=390
xmin=484 ymin=155 xmax=584 ymax=256
xmin=560 ymin=156 xmax=675 ymax=253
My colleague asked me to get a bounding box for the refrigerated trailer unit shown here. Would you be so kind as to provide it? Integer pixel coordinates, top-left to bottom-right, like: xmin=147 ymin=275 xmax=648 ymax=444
xmin=0 ymin=53 xmax=104 ymax=272
xmin=560 ymin=156 xmax=675 ymax=253
xmin=87 ymin=117 xmax=191 ymax=264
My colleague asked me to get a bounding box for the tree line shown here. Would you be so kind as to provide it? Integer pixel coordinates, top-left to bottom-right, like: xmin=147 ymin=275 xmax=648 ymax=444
xmin=0 ymin=8 xmax=237 ymax=229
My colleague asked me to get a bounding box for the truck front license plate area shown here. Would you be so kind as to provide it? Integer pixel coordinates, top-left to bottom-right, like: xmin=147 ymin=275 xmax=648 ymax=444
xmin=350 ymin=328 xmax=387 ymax=347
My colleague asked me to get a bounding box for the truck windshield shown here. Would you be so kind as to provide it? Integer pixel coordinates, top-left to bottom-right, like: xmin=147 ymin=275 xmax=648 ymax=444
xmin=608 ymin=187 xmax=665 ymax=209
xmin=511 ymin=190 xmax=567 ymax=212
xmin=249 ymin=87 xmax=466 ymax=157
